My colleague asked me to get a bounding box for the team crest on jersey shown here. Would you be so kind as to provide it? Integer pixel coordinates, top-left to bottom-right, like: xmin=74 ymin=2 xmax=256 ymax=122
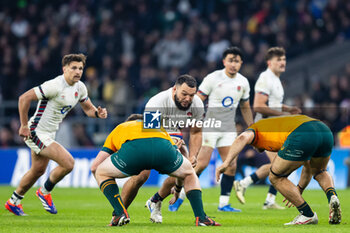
xmin=187 ymin=112 xmax=192 ymax=117
xmin=237 ymin=86 xmax=241 ymax=91
xmin=74 ymin=91 xmax=78 ymax=99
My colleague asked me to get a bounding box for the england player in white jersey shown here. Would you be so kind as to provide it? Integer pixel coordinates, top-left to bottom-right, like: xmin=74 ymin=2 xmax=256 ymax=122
xmin=168 ymin=47 xmax=254 ymax=212
xmin=91 ymin=75 xmax=205 ymax=223
xmin=5 ymin=54 xmax=107 ymax=216
xmin=233 ymin=47 xmax=301 ymax=210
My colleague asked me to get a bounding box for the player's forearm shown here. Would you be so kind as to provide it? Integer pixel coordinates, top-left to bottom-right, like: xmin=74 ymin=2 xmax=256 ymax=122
xmin=85 ymin=107 xmax=98 ymax=118
xmin=225 ymin=133 xmax=249 ymax=165
xmin=80 ymin=99 xmax=98 ymax=118
xmin=189 ymin=130 xmax=202 ymax=158
xmin=253 ymin=106 xmax=285 ymax=116
xmin=240 ymin=104 xmax=254 ymax=126
xmin=18 ymin=93 xmax=32 ymax=126
xmin=282 ymin=104 xmax=292 ymax=112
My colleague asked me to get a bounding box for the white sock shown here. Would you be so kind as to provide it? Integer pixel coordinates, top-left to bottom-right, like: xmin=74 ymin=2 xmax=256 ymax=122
xmin=179 ymin=189 xmax=186 ymax=200
xmin=219 ymin=195 xmax=230 ymax=208
xmin=9 ymin=191 xmax=23 ymax=205
xmin=240 ymin=176 xmax=253 ymax=188
xmin=41 ymin=186 xmax=50 ymax=195
xmin=265 ymin=193 xmax=276 ymax=204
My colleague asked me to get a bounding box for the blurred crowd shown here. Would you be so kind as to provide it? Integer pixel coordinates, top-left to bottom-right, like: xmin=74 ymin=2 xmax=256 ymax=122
xmin=1 ymin=0 xmax=350 ymax=148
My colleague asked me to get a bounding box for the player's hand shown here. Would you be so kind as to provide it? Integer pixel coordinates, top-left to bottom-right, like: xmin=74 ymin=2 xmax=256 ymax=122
xmin=169 ymin=187 xmax=180 ymax=205
xmin=97 ymin=106 xmax=108 ymax=118
xmin=215 ymin=162 xmax=229 ymax=182
xmin=19 ymin=125 xmax=31 ymax=140
xmin=175 ymin=139 xmax=184 ymax=149
xmin=190 ymin=156 xmax=197 ymax=168
xmin=282 ymin=184 xmax=303 ymax=208
xmin=283 ymin=198 xmax=294 ymax=208
xmin=289 ymin=106 xmax=302 ymax=115
xmin=282 ymin=111 xmax=291 ymax=115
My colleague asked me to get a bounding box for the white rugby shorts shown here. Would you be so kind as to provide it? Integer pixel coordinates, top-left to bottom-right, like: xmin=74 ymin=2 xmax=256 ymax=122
xmin=202 ymin=131 xmax=237 ymax=148
xmin=25 ymin=131 xmax=55 ymax=154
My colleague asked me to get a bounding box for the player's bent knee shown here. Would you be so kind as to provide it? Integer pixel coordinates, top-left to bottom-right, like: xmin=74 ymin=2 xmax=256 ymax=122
xmin=90 ymin=160 xmax=98 ymax=174
xmin=31 ymin=167 xmax=47 ymax=177
xmin=63 ymin=159 xmax=75 ymax=173
xmin=268 ymin=172 xmax=278 ymax=185
xmin=95 ymin=167 xmax=105 ymax=183
xmin=90 ymin=166 xmax=97 ymax=175
xmin=135 ymin=170 xmax=151 ymax=185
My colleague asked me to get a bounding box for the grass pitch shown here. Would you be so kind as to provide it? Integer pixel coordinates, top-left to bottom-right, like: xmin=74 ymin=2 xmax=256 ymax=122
xmin=0 ymin=185 xmax=348 ymax=233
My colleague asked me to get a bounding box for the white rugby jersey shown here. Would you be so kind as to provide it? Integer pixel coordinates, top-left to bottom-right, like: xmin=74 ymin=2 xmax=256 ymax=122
xmin=145 ymin=88 xmax=204 ymax=133
xmin=29 ymin=75 xmax=88 ymax=133
xmin=254 ymin=68 xmax=284 ymax=120
xmin=198 ymin=69 xmax=250 ymax=126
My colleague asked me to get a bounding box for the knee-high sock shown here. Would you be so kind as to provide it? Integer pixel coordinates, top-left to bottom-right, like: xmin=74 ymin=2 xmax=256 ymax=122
xmin=186 ymin=190 xmax=206 ymax=220
xmin=100 ymin=179 xmax=128 ymax=217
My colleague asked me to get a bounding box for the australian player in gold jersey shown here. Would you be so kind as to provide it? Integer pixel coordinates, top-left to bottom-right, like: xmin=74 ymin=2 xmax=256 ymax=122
xmin=93 ymin=114 xmax=220 ymax=227
xmin=216 ymin=115 xmax=341 ymax=225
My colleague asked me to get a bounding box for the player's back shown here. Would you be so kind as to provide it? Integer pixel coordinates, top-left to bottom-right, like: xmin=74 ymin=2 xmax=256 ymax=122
xmin=109 ymin=120 xmax=174 ymax=150
xmin=248 ymin=115 xmax=317 ymax=151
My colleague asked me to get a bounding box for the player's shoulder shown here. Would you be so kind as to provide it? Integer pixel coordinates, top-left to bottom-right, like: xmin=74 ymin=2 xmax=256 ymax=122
xmin=46 ymin=75 xmax=63 ymax=85
xmin=257 ymin=69 xmax=272 ymax=80
xmin=236 ymin=73 xmax=250 ymax=86
xmin=147 ymin=88 xmax=171 ymax=106
xmin=205 ymin=69 xmax=224 ymax=80
xmin=77 ymin=80 xmax=87 ymax=89
xmin=41 ymin=75 xmax=64 ymax=92
xmin=77 ymin=80 xmax=86 ymax=86
xmin=236 ymin=72 xmax=249 ymax=82
xmin=192 ymin=94 xmax=204 ymax=108
xmin=152 ymin=88 xmax=170 ymax=100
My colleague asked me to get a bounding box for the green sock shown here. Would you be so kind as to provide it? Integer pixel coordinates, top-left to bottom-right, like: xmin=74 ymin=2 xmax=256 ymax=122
xmin=326 ymin=187 xmax=337 ymax=203
xmin=100 ymin=179 xmax=127 ymax=216
xmin=297 ymin=202 xmax=314 ymax=217
xmin=186 ymin=189 xmax=206 ymax=220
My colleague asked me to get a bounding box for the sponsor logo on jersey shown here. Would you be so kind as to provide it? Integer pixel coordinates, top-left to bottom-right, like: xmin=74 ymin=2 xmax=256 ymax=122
xmin=61 ymin=105 xmax=72 ymax=114
xmin=222 ymin=96 xmax=234 ymax=107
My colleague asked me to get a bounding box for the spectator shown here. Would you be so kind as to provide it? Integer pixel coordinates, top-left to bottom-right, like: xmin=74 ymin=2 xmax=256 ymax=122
xmin=0 ymin=127 xmax=17 ymax=147
xmin=0 ymin=0 xmax=350 ymax=147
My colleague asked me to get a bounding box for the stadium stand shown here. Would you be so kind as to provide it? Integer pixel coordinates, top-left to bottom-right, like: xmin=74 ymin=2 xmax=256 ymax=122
xmin=0 ymin=0 xmax=349 ymax=147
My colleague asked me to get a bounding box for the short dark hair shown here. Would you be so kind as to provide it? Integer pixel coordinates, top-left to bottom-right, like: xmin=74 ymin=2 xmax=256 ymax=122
xmin=175 ymin=74 xmax=197 ymax=88
xmin=125 ymin=114 xmax=143 ymax=122
xmin=222 ymin=47 xmax=243 ymax=60
xmin=265 ymin=47 xmax=285 ymax=61
xmin=62 ymin=53 xmax=87 ymax=67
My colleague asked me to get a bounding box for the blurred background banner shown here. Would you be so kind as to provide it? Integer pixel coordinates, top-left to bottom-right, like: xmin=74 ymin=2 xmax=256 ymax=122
xmin=1 ymin=148 xmax=348 ymax=189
